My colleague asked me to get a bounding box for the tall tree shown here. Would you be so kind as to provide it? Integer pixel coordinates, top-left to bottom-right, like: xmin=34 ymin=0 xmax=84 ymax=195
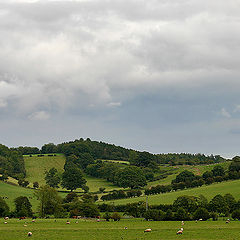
xmin=35 ymin=185 xmax=62 ymax=217
xmin=14 ymin=196 xmax=32 ymax=217
xmin=61 ymin=167 xmax=86 ymax=191
xmin=45 ymin=167 xmax=61 ymax=188
xmin=114 ymin=166 xmax=147 ymax=189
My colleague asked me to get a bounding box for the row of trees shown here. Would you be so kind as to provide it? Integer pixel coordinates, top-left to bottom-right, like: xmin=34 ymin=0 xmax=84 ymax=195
xmin=13 ymin=138 xmax=227 ymax=168
xmin=101 ymin=189 xmax=142 ymax=201
xmin=146 ymin=159 xmax=240 ymax=195
xmin=2 ymin=188 xmax=240 ymax=221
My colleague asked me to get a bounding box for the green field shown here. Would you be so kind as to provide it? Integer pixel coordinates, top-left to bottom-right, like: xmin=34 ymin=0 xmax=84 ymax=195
xmin=148 ymin=162 xmax=230 ymax=187
xmin=23 ymin=154 xmax=123 ymax=192
xmin=0 ymin=181 xmax=37 ymax=211
xmin=107 ymin=179 xmax=240 ymax=205
xmin=1 ymin=218 xmax=240 ymax=240
xmin=24 ymin=154 xmax=66 ymax=187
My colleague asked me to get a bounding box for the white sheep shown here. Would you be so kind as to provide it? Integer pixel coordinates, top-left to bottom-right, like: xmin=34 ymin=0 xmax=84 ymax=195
xmin=176 ymin=230 xmax=183 ymax=235
xmin=144 ymin=228 xmax=152 ymax=232
xmin=27 ymin=232 xmax=32 ymax=237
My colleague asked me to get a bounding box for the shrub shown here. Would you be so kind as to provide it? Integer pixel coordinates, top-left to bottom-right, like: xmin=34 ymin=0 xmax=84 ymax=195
xmin=111 ymin=212 xmax=121 ymax=221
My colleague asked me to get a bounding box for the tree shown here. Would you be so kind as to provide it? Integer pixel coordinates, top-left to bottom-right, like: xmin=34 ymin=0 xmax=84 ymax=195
xmin=212 ymin=165 xmax=225 ymax=177
xmin=224 ymin=193 xmax=236 ymax=212
xmin=193 ymin=208 xmax=210 ymax=221
xmin=14 ymin=196 xmax=32 ymax=217
xmin=111 ymin=212 xmax=121 ymax=221
xmin=174 ymin=207 xmax=189 ymax=220
xmin=63 ymin=192 xmax=78 ymax=203
xmin=33 ymin=181 xmax=39 ymax=189
xmin=45 ymin=167 xmax=61 ymax=188
xmin=173 ymin=170 xmax=196 ymax=184
xmin=114 ymin=166 xmax=147 ymax=189
xmin=229 ymin=156 xmax=240 ymax=172
xmin=173 ymin=196 xmax=198 ymax=213
xmin=35 ymin=185 xmax=62 ymax=217
xmin=0 ymin=197 xmax=9 ymax=217
xmin=232 ymin=209 xmax=240 ymax=220
xmin=61 ymin=167 xmax=86 ymax=191
xmin=208 ymin=194 xmax=229 ymax=214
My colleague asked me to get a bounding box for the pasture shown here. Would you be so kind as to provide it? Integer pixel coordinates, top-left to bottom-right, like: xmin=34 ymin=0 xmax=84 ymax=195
xmin=107 ymin=179 xmax=240 ymax=205
xmin=1 ymin=218 xmax=240 ymax=240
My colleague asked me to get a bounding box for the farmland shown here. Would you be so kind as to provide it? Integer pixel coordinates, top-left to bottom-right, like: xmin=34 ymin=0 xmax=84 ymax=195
xmin=0 ymin=218 xmax=240 ymax=240
xmin=107 ymin=179 xmax=240 ymax=205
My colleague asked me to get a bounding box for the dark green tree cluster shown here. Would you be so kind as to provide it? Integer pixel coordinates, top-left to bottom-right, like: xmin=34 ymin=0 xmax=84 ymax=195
xmin=101 ymin=189 xmax=142 ymax=201
xmin=156 ymin=153 xmax=225 ymax=165
xmin=0 ymin=144 xmax=25 ymax=179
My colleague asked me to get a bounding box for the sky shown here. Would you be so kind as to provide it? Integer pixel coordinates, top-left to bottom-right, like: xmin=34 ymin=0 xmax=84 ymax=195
xmin=1 ymin=0 xmax=240 ymax=158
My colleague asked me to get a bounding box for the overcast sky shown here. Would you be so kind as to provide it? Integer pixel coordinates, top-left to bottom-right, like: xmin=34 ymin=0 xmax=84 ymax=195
xmin=1 ymin=0 xmax=240 ymax=158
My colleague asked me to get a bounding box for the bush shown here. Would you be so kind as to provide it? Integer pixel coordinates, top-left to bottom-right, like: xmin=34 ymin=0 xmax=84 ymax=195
xmin=232 ymin=209 xmax=240 ymax=220
xmin=144 ymin=209 xmax=165 ymax=221
xmin=111 ymin=212 xmax=121 ymax=221
xmin=0 ymin=197 xmax=9 ymax=217
xmin=193 ymin=208 xmax=210 ymax=221
xmin=103 ymin=212 xmax=111 ymax=221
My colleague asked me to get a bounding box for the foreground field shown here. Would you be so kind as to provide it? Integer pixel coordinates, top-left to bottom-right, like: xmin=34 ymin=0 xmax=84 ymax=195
xmin=0 ymin=218 xmax=240 ymax=240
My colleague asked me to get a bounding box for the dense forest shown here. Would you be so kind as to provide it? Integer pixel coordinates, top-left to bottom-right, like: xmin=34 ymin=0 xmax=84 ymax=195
xmin=14 ymin=138 xmax=227 ymax=166
xmin=0 ymin=144 xmax=25 ymax=179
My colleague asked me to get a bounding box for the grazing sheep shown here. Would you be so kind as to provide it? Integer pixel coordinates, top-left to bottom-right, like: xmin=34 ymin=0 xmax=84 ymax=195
xmin=176 ymin=230 xmax=183 ymax=235
xmin=66 ymin=221 xmax=70 ymax=224
xmin=181 ymin=221 xmax=184 ymax=225
xmin=27 ymin=232 xmax=32 ymax=237
xmin=4 ymin=222 xmax=7 ymax=224
xmin=75 ymin=221 xmax=78 ymax=224
xmin=24 ymin=224 xmax=27 ymax=227
xmin=32 ymin=220 xmax=35 ymax=223
xmin=124 ymin=227 xmax=128 ymax=230
xmin=4 ymin=217 xmax=9 ymax=220
xmin=144 ymin=228 xmax=152 ymax=232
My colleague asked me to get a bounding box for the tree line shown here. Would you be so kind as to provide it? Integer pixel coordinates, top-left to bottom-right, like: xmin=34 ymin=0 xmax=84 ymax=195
xmin=2 ymin=188 xmax=240 ymax=222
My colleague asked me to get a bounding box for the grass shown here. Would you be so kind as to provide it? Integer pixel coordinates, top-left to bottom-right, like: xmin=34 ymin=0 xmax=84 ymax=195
xmin=23 ymin=154 xmax=123 ymax=193
xmin=24 ymin=154 xmax=66 ymax=187
xmin=1 ymin=218 xmax=240 ymax=240
xmin=106 ymin=179 xmax=240 ymax=205
xmin=148 ymin=161 xmax=230 ymax=187
xmin=0 ymin=181 xmax=37 ymax=211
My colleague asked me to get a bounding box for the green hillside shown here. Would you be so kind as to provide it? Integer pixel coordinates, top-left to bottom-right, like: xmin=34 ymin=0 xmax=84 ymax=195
xmin=105 ymin=179 xmax=240 ymax=205
xmin=148 ymin=161 xmax=230 ymax=187
xmin=23 ymin=154 xmax=123 ymax=192
xmin=0 ymin=181 xmax=37 ymax=210
xmin=24 ymin=154 xmax=66 ymax=187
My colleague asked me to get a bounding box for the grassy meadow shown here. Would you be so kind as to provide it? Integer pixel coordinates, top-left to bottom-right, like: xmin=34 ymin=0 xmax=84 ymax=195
xmin=24 ymin=154 xmax=66 ymax=187
xmin=106 ymin=179 xmax=240 ymax=205
xmin=1 ymin=218 xmax=240 ymax=240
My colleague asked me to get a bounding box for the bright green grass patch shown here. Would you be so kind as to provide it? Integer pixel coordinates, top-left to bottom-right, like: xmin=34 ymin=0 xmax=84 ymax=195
xmin=84 ymin=175 xmax=123 ymax=193
xmin=100 ymin=159 xmax=130 ymax=165
xmin=0 ymin=181 xmax=67 ymax=212
xmin=0 ymin=181 xmax=37 ymax=211
xmin=148 ymin=162 xmax=230 ymax=187
xmin=24 ymin=154 xmax=121 ymax=192
xmin=107 ymin=179 xmax=240 ymax=205
xmin=24 ymin=154 xmax=66 ymax=187
xmin=1 ymin=218 xmax=240 ymax=240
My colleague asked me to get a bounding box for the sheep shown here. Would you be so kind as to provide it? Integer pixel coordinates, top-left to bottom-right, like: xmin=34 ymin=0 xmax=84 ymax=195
xmin=124 ymin=227 xmax=128 ymax=230
xmin=176 ymin=230 xmax=183 ymax=235
xmin=4 ymin=222 xmax=7 ymax=224
xmin=32 ymin=220 xmax=35 ymax=223
xmin=4 ymin=217 xmax=9 ymax=220
xmin=144 ymin=228 xmax=152 ymax=232
xmin=66 ymin=221 xmax=70 ymax=224
xmin=27 ymin=232 xmax=32 ymax=237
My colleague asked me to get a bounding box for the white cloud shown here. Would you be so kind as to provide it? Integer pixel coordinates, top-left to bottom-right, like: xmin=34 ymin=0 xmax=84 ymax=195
xmin=221 ymin=108 xmax=231 ymax=118
xmin=28 ymin=111 xmax=50 ymax=120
